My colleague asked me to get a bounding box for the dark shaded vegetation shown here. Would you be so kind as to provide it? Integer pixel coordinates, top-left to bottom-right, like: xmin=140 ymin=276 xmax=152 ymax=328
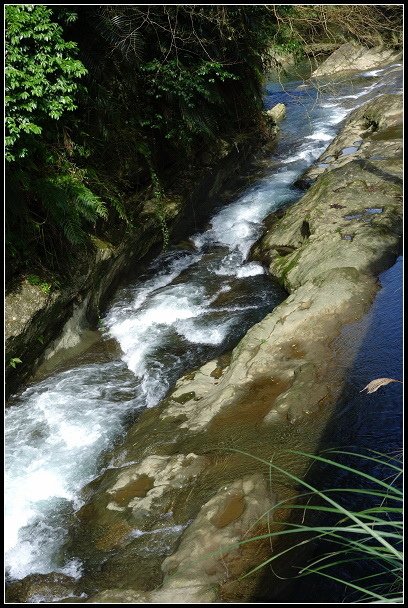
xmin=271 ymin=5 xmax=403 ymax=50
xmin=5 ymin=5 xmax=402 ymax=284
xmin=5 ymin=5 xmax=278 ymax=282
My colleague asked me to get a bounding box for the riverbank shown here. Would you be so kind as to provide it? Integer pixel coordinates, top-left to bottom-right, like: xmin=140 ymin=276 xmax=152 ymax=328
xmin=5 ymin=126 xmax=279 ymax=400
xmin=261 ymin=254 xmax=403 ymax=603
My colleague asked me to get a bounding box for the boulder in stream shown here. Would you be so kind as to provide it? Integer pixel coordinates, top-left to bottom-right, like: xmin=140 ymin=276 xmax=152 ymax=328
xmin=266 ymin=102 xmax=286 ymax=123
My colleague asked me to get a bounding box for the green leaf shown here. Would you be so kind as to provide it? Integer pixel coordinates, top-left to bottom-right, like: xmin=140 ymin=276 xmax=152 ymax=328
xmin=9 ymin=357 xmax=22 ymax=368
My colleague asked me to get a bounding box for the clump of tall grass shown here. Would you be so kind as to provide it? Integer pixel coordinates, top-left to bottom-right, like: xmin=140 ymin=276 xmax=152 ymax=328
xmin=231 ymin=447 xmax=402 ymax=603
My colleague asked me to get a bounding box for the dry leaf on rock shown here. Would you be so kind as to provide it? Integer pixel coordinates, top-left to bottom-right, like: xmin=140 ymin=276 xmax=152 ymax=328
xmin=360 ymin=378 xmax=402 ymax=394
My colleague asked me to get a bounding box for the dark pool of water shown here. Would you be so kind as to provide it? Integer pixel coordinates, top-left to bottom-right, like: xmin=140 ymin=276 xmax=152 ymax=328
xmin=254 ymin=256 xmax=403 ymax=603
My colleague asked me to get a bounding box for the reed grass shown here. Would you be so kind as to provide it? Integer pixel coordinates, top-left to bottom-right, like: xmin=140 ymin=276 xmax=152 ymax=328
xmin=231 ymin=447 xmax=403 ymax=603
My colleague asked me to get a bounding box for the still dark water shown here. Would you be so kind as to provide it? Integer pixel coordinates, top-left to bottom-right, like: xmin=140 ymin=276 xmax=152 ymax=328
xmin=324 ymin=256 xmax=403 ymax=454
xmin=256 ymin=256 xmax=403 ymax=603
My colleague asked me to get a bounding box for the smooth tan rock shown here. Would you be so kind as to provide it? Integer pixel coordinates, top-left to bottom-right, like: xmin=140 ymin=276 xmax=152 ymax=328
xmin=86 ymin=475 xmax=273 ymax=603
xmin=5 ymin=281 xmax=54 ymax=340
xmin=266 ymin=103 xmax=286 ymax=123
xmin=312 ymin=42 xmax=401 ymax=77
xmin=159 ymin=475 xmax=272 ymax=596
xmin=87 ymin=589 xmax=147 ymax=603
xmin=105 ymin=453 xmax=206 ymax=516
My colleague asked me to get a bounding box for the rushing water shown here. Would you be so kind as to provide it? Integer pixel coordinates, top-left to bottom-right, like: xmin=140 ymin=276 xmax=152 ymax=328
xmin=5 ymin=62 xmax=402 ymax=583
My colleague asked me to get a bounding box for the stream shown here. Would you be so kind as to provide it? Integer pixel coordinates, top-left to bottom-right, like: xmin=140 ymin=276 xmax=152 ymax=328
xmin=5 ymin=62 xmax=402 ymax=592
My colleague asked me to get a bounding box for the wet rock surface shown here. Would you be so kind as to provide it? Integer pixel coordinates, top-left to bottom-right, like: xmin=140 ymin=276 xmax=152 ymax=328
xmin=297 ymin=94 xmax=403 ymax=187
xmin=5 ymin=227 xmax=162 ymax=399
xmin=6 ymin=134 xmax=272 ymax=399
xmin=6 ymin=573 xmax=78 ymax=603
xmin=70 ymin=91 xmax=402 ymax=603
xmin=266 ymin=102 xmax=286 ymax=123
xmin=85 ymin=474 xmax=272 ymax=604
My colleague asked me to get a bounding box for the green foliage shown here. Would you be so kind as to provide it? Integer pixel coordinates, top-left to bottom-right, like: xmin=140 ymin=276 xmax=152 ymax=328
xmin=72 ymin=5 xmax=278 ymax=181
xmin=26 ymin=274 xmax=52 ymax=294
xmin=140 ymin=59 xmax=238 ymax=146
xmin=33 ymin=172 xmax=108 ymax=245
xmin=9 ymin=358 xmax=22 ymax=369
xmin=6 ymin=5 xmax=401 ymax=284
xmin=4 ymin=6 xmax=114 ymax=277
xmin=5 ymin=5 xmax=87 ymax=162
xmin=85 ymin=169 xmax=128 ymax=223
xmin=5 ymin=5 xmax=282 ymax=279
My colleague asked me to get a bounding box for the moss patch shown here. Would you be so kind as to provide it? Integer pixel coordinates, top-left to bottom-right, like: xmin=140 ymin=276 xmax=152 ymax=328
xmin=90 ymin=236 xmax=115 ymax=252
xmin=274 ymin=249 xmax=302 ymax=287
xmin=183 ymin=371 xmax=196 ymax=381
xmin=210 ymin=367 xmax=224 ymax=379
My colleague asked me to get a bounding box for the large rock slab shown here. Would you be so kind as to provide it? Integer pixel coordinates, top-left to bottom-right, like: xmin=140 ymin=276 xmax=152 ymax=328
xmin=297 ymin=93 xmax=402 ymax=187
xmin=87 ymin=474 xmax=272 ymax=603
xmin=67 ymin=93 xmax=402 ymax=603
xmin=312 ymin=42 xmax=401 ymax=77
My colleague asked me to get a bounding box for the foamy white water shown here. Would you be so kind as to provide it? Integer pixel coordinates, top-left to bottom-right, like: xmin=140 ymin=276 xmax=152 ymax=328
xmin=305 ymin=130 xmax=333 ymax=141
xmin=5 ymin=62 xmax=402 ymax=582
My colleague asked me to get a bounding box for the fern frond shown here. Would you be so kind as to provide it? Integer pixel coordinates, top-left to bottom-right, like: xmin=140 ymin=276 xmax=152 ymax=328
xmin=34 ymin=173 xmax=108 ymax=245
